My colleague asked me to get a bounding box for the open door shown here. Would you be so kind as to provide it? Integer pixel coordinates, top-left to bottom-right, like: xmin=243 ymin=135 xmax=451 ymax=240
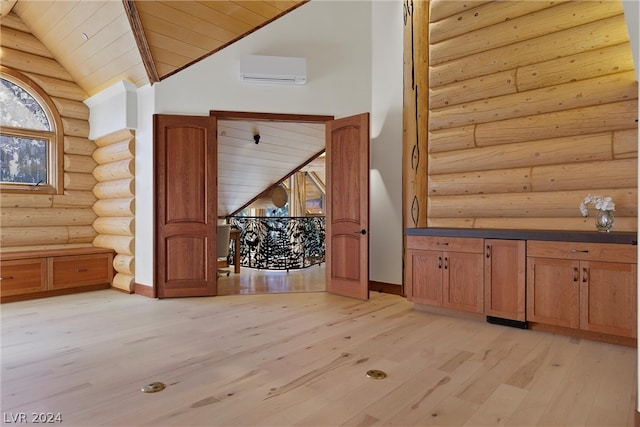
xmin=326 ymin=113 xmax=370 ymax=300
xmin=155 ymin=114 xmax=217 ymax=298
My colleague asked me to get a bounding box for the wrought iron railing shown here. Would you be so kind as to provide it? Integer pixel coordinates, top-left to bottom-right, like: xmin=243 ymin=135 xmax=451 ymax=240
xmin=228 ymin=216 xmax=325 ymax=270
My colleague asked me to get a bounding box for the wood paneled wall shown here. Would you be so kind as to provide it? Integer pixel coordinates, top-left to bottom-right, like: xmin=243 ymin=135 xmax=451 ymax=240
xmin=405 ymin=0 xmax=638 ymax=232
xmin=0 ymin=13 xmax=99 ymax=250
xmin=92 ymin=129 xmax=135 ymax=292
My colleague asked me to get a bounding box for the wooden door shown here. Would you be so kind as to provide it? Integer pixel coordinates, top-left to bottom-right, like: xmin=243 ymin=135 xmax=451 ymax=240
xmin=155 ymin=114 xmax=217 ymax=298
xmin=405 ymin=249 xmax=442 ymax=306
xmin=484 ymin=239 xmax=526 ymax=321
xmin=326 ymin=113 xmax=370 ymax=299
xmin=526 ymin=257 xmax=580 ymax=328
xmin=442 ymin=251 xmax=484 ymax=313
xmin=580 ymin=260 xmax=637 ymax=338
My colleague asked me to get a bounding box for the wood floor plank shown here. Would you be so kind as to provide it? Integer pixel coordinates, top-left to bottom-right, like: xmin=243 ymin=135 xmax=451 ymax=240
xmin=464 ymin=383 xmax=528 ymax=426
xmin=1 ymin=284 xmax=636 ymax=427
xmin=584 ymin=345 xmax=637 ymax=426
xmin=505 ymin=335 xmax=581 ymax=426
xmin=536 ymin=339 xmax=611 ymax=426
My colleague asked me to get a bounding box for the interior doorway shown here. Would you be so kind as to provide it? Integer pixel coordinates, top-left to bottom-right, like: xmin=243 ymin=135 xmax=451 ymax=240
xmin=155 ymin=110 xmax=370 ymax=300
xmin=212 ymin=111 xmax=333 ymax=296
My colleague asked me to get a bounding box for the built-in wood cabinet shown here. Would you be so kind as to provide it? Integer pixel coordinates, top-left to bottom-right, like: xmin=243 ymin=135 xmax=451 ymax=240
xmin=1 ymin=248 xmax=114 ymax=303
xmin=484 ymin=239 xmax=526 ymax=322
xmin=0 ymin=258 xmax=47 ymax=297
xmin=405 ymin=235 xmax=483 ymax=313
xmin=527 ymin=240 xmax=637 ymax=338
xmin=580 ymin=260 xmax=637 ymax=337
xmin=526 ymin=256 xmax=580 ymax=329
xmin=405 ymin=229 xmax=637 ymax=344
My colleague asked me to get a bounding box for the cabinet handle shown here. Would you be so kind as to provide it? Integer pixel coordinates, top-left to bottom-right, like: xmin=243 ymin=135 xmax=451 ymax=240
xmin=0 ymin=276 xmax=14 ymax=280
xmin=436 ymin=242 xmax=449 ymax=246
xmin=438 ymin=256 xmax=442 ymax=269
xmin=77 ymin=268 xmax=89 ymax=273
xmin=570 ymin=249 xmax=589 ymax=253
xmin=444 ymin=257 xmax=449 ymax=270
xmin=582 ymin=268 xmax=588 ymax=283
xmin=486 ymin=245 xmax=491 ymax=258
xmin=573 ymin=267 xmax=579 ymax=282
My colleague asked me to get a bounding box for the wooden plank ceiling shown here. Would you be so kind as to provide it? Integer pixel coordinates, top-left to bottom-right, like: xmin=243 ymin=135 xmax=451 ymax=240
xmin=10 ymin=0 xmax=307 ymax=95
xmin=218 ymin=119 xmax=325 ymax=217
xmin=5 ymin=0 xmax=324 ymax=217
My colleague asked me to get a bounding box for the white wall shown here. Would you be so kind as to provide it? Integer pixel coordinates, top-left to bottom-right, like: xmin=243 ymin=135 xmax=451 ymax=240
xmin=134 ymin=84 xmax=155 ymax=287
xmin=132 ymin=0 xmax=404 ymax=287
xmin=623 ymin=0 xmax=640 ymax=414
xmin=370 ymin=0 xmax=403 ymax=285
xmin=84 ymin=81 xmax=137 ymax=140
xmin=622 ymin=1 xmax=639 ymax=80
xmin=154 ymin=1 xmax=372 ymax=117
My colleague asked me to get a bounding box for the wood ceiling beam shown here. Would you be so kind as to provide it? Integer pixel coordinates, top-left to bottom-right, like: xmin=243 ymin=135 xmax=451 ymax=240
xmin=227 ymin=149 xmax=326 ymax=218
xmin=0 ymin=0 xmax=18 ymax=17
xmin=307 ymin=171 xmax=326 ymax=195
xmin=122 ymin=0 xmax=159 ymax=84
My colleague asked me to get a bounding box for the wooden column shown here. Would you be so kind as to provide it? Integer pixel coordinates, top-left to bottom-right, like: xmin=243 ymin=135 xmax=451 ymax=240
xmin=291 ymin=172 xmax=307 ymax=217
xmin=403 ymin=0 xmax=429 ymax=229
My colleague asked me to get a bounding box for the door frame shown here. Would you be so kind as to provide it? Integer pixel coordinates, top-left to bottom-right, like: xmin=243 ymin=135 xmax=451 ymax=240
xmin=209 ymin=110 xmax=334 ymax=219
xmin=210 ymin=111 xmax=334 ymax=291
xmin=153 ymin=110 xmax=371 ymax=297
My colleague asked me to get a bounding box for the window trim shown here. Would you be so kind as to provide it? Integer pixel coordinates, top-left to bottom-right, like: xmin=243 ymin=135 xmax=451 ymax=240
xmin=1 ymin=66 xmax=64 ymax=195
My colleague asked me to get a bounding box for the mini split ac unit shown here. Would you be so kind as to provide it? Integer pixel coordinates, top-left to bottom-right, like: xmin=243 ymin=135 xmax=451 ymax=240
xmin=239 ymin=55 xmax=307 ymax=85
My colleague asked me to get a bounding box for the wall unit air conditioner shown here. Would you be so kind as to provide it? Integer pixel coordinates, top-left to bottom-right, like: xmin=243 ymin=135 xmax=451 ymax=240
xmin=239 ymin=55 xmax=307 ymax=85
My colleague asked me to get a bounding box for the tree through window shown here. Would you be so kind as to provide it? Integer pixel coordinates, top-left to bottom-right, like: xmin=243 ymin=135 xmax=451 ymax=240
xmin=0 ymin=67 xmax=62 ymax=194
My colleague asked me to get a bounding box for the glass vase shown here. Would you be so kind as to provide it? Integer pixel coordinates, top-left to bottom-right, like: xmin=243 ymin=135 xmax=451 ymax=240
xmin=595 ymin=209 xmax=614 ymax=232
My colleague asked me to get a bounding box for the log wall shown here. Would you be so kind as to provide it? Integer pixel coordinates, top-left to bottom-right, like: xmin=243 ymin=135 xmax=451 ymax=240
xmin=0 ymin=13 xmax=99 ymax=250
xmin=92 ymin=129 xmax=136 ymax=293
xmin=407 ymin=0 xmax=638 ymax=231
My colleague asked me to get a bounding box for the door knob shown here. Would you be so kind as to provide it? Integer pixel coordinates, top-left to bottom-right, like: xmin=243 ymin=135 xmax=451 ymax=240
xmin=355 ymin=229 xmax=367 ymax=235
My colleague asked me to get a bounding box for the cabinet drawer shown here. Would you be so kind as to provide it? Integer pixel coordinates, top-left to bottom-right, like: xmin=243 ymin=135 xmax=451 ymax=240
xmin=0 ymin=259 xmax=47 ymax=296
xmin=527 ymin=241 xmax=636 ymax=263
xmin=49 ymin=253 xmax=113 ymax=290
xmin=406 ymin=235 xmax=483 ymax=253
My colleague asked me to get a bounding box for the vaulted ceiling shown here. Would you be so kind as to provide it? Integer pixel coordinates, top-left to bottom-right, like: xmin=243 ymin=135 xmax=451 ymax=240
xmin=6 ymin=0 xmax=308 ymax=96
xmin=2 ymin=0 xmax=327 ymax=217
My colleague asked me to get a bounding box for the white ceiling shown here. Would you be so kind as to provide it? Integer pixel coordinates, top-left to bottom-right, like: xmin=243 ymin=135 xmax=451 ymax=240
xmin=217 ymin=119 xmax=325 ymax=216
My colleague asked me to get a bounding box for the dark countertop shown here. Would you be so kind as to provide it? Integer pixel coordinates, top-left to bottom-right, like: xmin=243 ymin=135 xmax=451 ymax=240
xmin=405 ymin=228 xmax=637 ymax=245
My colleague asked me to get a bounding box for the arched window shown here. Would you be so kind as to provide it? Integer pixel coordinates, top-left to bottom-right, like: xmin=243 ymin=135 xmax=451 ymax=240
xmin=1 ymin=67 xmax=63 ymax=194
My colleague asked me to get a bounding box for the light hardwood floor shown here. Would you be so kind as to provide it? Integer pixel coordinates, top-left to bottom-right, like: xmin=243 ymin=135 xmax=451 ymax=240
xmin=1 ymin=288 xmax=636 ymax=426
xmin=217 ymin=265 xmax=325 ymax=296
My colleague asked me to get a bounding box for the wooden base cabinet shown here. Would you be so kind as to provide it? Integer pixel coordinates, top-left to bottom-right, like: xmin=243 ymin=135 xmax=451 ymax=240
xmin=527 ymin=241 xmax=637 ymax=338
xmin=484 ymin=240 xmax=526 ymax=322
xmin=1 ymin=248 xmax=114 ymax=303
xmin=580 ymin=260 xmax=637 ymax=337
xmin=526 ymin=257 xmax=581 ymax=329
xmin=406 ymin=236 xmax=484 ymax=313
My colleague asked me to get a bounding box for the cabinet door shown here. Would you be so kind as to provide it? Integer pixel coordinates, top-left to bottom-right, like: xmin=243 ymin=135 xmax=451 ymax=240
xmin=443 ymin=252 xmax=484 ymax=313
xmin=580 ymin=261 xmax=637 ymax=338
xmin=526 ymin=257 xmax=580 ymax=328
xmin=484 ymin=240 xmax=526 ymax=321
xmin=0 ymin=259 xmax=47 ymax=297
xmin=405 ymin=249 xmax=442 ymax=306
